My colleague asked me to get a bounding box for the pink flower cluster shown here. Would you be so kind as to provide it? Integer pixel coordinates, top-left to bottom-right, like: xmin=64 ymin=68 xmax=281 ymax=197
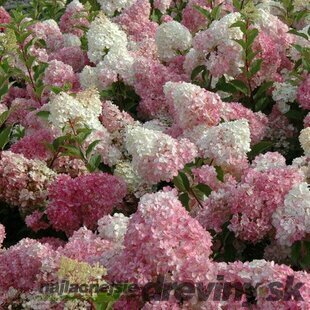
xmin=109 ymin=190 xmax=213 ymax=285
xmin=0 ymin=6 xmax=10 ymax=31
xmin=46 ymin=173 xmax=127 ymax=235
xmin=0 ymin=151 xmax=56 ymax=211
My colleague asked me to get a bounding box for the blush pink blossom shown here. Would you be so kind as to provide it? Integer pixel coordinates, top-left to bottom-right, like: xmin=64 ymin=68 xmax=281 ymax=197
xmin=115 ymin=0 xmax=157 ymax=42
xmin=0 ymin=6 xmax=10 ymax=31
xmin=46 ymin=173 xmax=127 ymax=235
xmin=10 ymin=129 xmax=54 ymax=161
xmin=224 ymin=102 xmax=268 ymax=144
xmin=228 ymin=166 xmax=304 ymax=242
xmin=43 ymin=60 xmax=79 ymax=90
xmin=49 ymin=46 xmax=87 ymax=72
xmin=108 ymin=190 xmax=213 ymax=285
xmin=59 ymin=0 xmax=89 ymax=37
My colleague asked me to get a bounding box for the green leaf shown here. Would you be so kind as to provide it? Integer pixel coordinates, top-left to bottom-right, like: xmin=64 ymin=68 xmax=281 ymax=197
xmin=285 ymin=109 xmax=305 ymax=120
xmin=75 ymin=129 xmax=92 ymax=144
xmin=254 ymin=81 xmax=273 ymax=99
xmin=195 ymin=184 xmax=212 ymax=197
xmin=52 ymin=135 xmax=67 ymax=150
xmin=215 ymin=166 xmax=224 ymax=182
xmin=192 ymin=184 xmax=211 ymax=201
xmin=179 ymin=192 xmax=190 ymax=211
xmin=193 ymin=5 xmax=211 ymax=19
xmin=173 ymin=171 xmax=190 ymax=192
xmin=0 ymin=111 xmax=10 ymax=128
xmin=246 ymin=28 xmax=259 ymax=47
xmin=0 ymin=126 xmax=12 ymax=149
xmin=62 ymin=145 xmax=84 ymax=159
xmin=232 ymin=0 xmax=241 ymax=10
xmin=254 ymin=97 xmax=269 ymax=112
xmin=211 ymin=4 xmax=222 ymax=20
xmin=36 ymin=110 xmax=50 ymax=120
xmin=87 ymin=154 xmax=101 ymax=172
xmin=191 ymin=65 xmax=206 ymax=81
xmin=230 ymin=20 xmax=246 ymax=33
xmin=246 ymin=49 xmax=259 ymax=63
xmin=247 ymin=58 xmax=262 ymax=78
xmin=86 ymin=139 xmax=101 ymax=158
xmin=233 ymin=39 xmax=247 ymax=50
xmin=229 ymin=79 xmax=249 ymax=96
xmin=216 ymin=77 xmax=238 ymax=94
xmin=288 ymin=29 xmax=308 ymax=40
xmin=247 ymin=141 xmax=273 ymax=159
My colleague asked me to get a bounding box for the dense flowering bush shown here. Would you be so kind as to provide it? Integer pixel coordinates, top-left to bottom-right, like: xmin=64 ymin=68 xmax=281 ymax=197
xmin=0 ymin=0 xmax=309 ymax=308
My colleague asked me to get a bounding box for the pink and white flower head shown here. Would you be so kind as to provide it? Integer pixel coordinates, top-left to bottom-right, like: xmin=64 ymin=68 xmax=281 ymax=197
xmin=59 ymin=0 xmax=89 ymax=37
xmin=155 ymin=21 xmax=192 ymax=62
xmin=46 ymin=173 xmax=127 ymax=235
xmin=250 ymin=152 xmax=286 ymax=172
xmin=85 ymin=127 xmax=122 ymax=166
xmin=193 ymin=12 xmax=243 ymax=77
xmin=10 ymin=128 xmax=54 ymax=161
xmin=132 ymin=57 xmax=184 ymax=118
xmin=164 ymin=81 xmax=223 ymax=130
xmin=30 ymin=20 xmax=64 ymax=52
xmin=86 ymin=12 xmax=127 ymax=64
xmin=115 ymin=0 xmax=157 ymax=42
xmin=197 ymin=120 xmax=251 ymax=169
xmin=100 ymin=101 xmax=134 ymax=133
xmin=59 ymin=227 xmax=117 ymax=265
xmin=97 ymin=213 xmax=129 ymax=244
xmin=223 ymin=102 xmax=268 ymax=144
xmin=49 ymin=46 xmax=86 ymax=72
xmin=0 ymin=151 xmax=56 ymax=211
xmin=108 ymin=190 xmax=213 ymax=285
xmin=97 ymin=0 xmax=135 ymax=17
xmin=0 ymin=6 xmax=10 ymax=31
xmin=0 ymin=238 xmax=59 ymax=301
xmin=125 ymin=125 xmax=197 ymax=183
xmin=272 ymin=182 xmax=310 ymax=246
xmin=182 ymin=0 xmax=210 ymax=33
xmin=153 ymin=0 xmax=172 ymax=13
xmin=43 ymin=60 xmax=78 ymax=90
xmin=228 ymin=165 xmax=304 ymax=242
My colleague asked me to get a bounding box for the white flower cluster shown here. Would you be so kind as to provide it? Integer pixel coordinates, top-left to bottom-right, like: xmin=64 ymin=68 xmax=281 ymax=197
xmin=48 ymin=89 xmax=102 ymax=130
xmin=272 ymin=182 xmax=310 ymax=246
xmin=299 ymin=127 xmax=310 ymax=156
xmin=97 ymin=46 xmax=134 ymax=86
xmin=63 ymin=33 xmax=81 ymax=47
xmin=155 ymin=21 xmax=192 ymax=62
xmin=197 ymin=120 xmax=251 ymax=166
xmin=272 ymin=82 xmax=297 ymax=113
xmin=80 ymin=46 xmax=134 ymax=90
xmin=97 ymin=0 xmax=135 ymax=17
xmin=86 ymin=12 xmax=127 ymax=64
xmin=250 ymin=152 xmax=287 ymax=172
xmin=79 ymin=66 xmax=98 ymax=89
xmin=114 ymin=160 xmax=143 ymax=192
xmin=125 ymin=125 xmax=165 ymax=157
xmin=202 ymin=12 xmax=243 ymax=50
xmin=97 ymin=213 xmax=129 ymax=244
xmin=292 ymin=156 xmax=310 ymax=181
